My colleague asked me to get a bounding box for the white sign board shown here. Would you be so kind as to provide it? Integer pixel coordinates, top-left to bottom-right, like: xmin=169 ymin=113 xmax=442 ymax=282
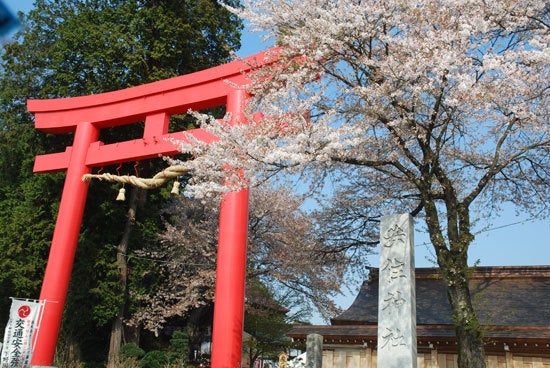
xmin=1 ymin=299 xmax=43 ymax=368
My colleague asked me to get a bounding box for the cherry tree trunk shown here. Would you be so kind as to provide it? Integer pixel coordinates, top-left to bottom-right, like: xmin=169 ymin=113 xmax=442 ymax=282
xmin=446 ymin=274 xmax=486 ymax=368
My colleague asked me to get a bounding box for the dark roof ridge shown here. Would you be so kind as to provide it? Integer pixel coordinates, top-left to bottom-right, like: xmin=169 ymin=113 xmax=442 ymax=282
xmin=368 ymin=265 xmax=550 ymax=280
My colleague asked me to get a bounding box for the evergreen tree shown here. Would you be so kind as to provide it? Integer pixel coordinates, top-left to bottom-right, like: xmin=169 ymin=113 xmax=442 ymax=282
xmin=243 ymin=279 xmax=293 ymax=368
xmin=0 ymin=0 xmax=242 ymax=365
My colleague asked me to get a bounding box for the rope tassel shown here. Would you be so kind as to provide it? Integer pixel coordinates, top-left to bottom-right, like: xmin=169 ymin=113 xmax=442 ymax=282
xmin=171 ymin=181 xmax=181 ymax=195
xmin=116 ymin=187 xmax=126 ymax=201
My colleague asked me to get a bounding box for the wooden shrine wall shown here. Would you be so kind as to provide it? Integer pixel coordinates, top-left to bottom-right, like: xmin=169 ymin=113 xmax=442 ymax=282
xmin=321 ymin=347 xmax=550 ymax=368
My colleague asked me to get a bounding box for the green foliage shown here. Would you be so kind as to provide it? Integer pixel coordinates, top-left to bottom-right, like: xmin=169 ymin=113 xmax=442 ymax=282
xmin=0 ymin=125 xmax=63 ymax=323
xmin=0 ymin=0 xmax=242 ymax=363
xmin=140 ymin=350 xmax=170 ymax=368
xmin=121 ymin=343 xmax=146 ymax=360
xmin=119 ymin=331 xmax=189 ymax=368
xmin=243 ymin=279 xmax=294 ymax=365
xmin=167 ymin=331 xmax=190 ymax=363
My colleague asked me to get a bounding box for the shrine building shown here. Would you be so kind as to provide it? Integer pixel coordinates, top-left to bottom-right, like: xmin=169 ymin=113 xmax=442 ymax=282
xmin=288 ymin=265 xmax=550 ymax=368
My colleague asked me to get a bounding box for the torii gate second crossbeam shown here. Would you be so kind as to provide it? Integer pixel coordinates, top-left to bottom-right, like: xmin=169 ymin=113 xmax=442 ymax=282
xmin=28 ymin=49 xmax=279 ymax=368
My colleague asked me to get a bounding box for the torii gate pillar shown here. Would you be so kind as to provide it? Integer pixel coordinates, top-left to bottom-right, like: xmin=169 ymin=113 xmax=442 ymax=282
xmin=28 ymin=49 xmax=278 ymax=368
xmin=31 ymin=122 xmax=100 ymax=365
xmin=211 ymin=89 xmax=249 ymax=368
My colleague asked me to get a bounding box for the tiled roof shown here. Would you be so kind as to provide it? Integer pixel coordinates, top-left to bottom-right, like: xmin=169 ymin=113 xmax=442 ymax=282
xmin=332 ymin=266 xmax=550 ymax=327
xmin=288 ymin=266 xmax=550 ymax=353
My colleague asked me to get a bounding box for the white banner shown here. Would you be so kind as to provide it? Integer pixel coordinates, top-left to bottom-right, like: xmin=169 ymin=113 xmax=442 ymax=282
xmin=1 ymin=298 xmax=44 ymax=368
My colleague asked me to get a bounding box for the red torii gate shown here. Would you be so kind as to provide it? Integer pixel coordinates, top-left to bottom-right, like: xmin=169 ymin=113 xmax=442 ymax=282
xmin=28 ymin=49 xmax=277 ymax=368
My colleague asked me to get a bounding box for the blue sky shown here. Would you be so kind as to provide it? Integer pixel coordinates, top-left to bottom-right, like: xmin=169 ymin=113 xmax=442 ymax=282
xmin=2 ymin=0 xmax=32 ymax=14
xmin=2 ymin=0 xmax=549 ymax=313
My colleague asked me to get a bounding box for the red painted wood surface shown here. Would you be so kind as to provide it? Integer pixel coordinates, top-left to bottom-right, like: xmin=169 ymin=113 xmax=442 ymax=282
xmin=211 ymin=90 xmax=250 ymax=368
xmin=28 ymin=48 xmax=279 ymax=367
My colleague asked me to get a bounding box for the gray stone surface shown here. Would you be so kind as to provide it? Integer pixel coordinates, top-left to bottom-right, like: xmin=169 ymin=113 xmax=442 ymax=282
xmin=305 ymin=333 xmax=322 ymax=368
xmin=377 ymin=213 xmax=417 ymax=368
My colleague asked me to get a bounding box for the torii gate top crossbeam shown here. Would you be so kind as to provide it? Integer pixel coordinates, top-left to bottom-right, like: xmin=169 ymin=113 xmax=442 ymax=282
xmin=29 ymin=48 xmax=279 ymax=172
xmin=28 ymin=48 xmax=280 ymax=368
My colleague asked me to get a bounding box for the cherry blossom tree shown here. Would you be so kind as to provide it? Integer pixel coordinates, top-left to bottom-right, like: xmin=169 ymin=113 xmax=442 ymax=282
xmin=177 ymin=1 xmax=549 ymax=367
xmin=129 ymin=185 xmax=351 ymax=332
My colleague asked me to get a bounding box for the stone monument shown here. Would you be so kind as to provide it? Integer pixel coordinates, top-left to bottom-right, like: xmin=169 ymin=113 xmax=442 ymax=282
xmin=306 ymin=334 xmax=322 ymax=368
xmin=377 ymin=213 xmax=417 ymax=367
